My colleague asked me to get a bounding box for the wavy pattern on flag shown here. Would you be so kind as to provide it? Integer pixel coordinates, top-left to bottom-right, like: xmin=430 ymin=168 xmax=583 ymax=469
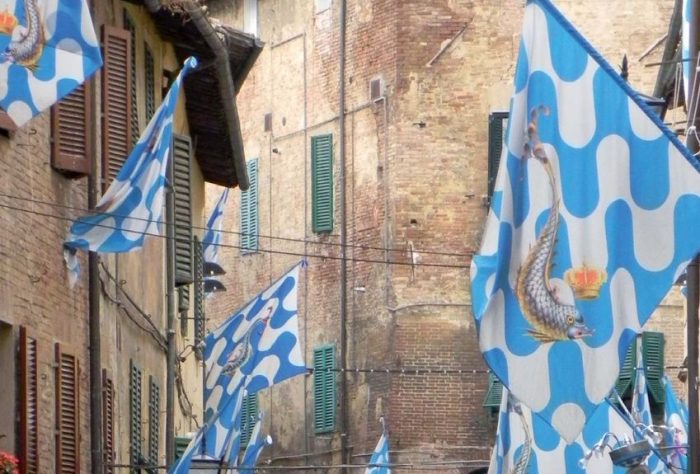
xmin=488 ymin=389 xmax=664 ymax=473
xmin=365 ymin=424 xmax=391 ymax=474
xmin=241 ymin=412 xmax=272 ymax=472
xmin=471 ymin=0 xmax=700 ymax=442
xmin=663 ymin=377 xmax=689 ymax=472
xmin=0 ymin=0 xmax=102 ymax=127
xmin=63 ymin=57 xmax=197 ymax=287
xmin=203 ymin=188 xmax=229 ymax=264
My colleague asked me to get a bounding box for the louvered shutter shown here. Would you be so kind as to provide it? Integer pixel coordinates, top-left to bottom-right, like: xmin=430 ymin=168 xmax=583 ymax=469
xmin=311 ymin=135 xmax=333 ymax=233
xmin=55 ymin=344 xmax=80 ymax=474
xmin=313 ymin=345 xmax=336 ymax=434
xmin=51 ymin=80 xmax=93 ymax=177
xmin=487 ymin=112 xmax=509 ymax=200
xmin=129 ymin=360 xmax=143 ymax=472
xmin=642 ymin=332 xmax=665 ymax=404
xmin=148 ymin=376 xmax=160 ymax=464
xmin=179 ymin=286 xmax=190 ymax=336
xmin=19 ymin=327 xmax=39 ymax=474
xmin=122 ymin=11 xmax=138 ymax=144
xmin=240 ymin=159 xmax=259 ymax=253
xmin=102 ymin=370 xmax=115 ymax=474
xmin=101 ymin=25 xmax=132 ymax=191
xmin=172 ymin=134 xmax=193 ymax=285
xmin=174 ymin=437 xmax=191 ymax=462
xmin=193 ymin=236 xmax=205 ymax=350
xmin=615 ymin=338 xmax=637 ymax=397
xmin=483 ymin=372 xmax=503 ymax=412
xmin=240 ymin=393 xmax=259 ymax=447
xmin=145 ymin=43 xmax=156 ymax=122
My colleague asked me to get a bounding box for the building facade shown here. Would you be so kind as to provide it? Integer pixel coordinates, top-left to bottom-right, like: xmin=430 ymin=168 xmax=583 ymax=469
xmin=201 ymin=0 xmax=689 ymax=472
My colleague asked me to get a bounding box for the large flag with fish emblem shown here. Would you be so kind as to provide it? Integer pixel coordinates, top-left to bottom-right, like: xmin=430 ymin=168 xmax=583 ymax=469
xmin=0 ymin=0 xmax=102 ymax=127
xmin=202 ymin=262 xmax=306 ymax=458
xmin=470 ymin=0 xmax=700 ymax=441
xmin=488 ymin=388 xmax=665 ymax=473
xmin=63 ymin=57 xmax=197 ymax=287
xmin=365 ymin=418 xmax=391 ymax=474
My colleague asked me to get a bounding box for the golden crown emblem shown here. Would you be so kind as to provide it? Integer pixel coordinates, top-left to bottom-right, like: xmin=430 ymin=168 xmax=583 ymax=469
xmin=0 ymin=9 xmax=17 ymax=35
xmin=564 ymin=264 xmax=607 ymax=300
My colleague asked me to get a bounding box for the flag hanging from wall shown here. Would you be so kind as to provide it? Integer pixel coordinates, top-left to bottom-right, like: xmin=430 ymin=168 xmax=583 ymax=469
xmin=240 ymin=412 xmax=272 ymax=472
xmin=470 ymin=0 xmax=700 ymax=441
xmin=662 ymin=377 xmax=688 ymax=472
xmin=202 ymin=188 xmax=230 ymax=294
xmin=63 ymin=57 xmax=197 ymax=287
xmin=0 ymin=0 xmax=102 ymax=128
xmin=365 ymin=418 xmax=391 ymax=474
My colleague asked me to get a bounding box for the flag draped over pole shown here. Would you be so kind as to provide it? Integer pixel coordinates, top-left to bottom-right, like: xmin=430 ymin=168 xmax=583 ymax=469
xmin=63 ymin=57 xmax=198 ymax=287
xmin=240 ymin=412 xmax=272 ymax=472
xmin=470 ymin=0 xmax=700 ymax=441
xmin=365 ymin=418 xmax=391 ymax=474
xmin=663 ymin=377 xmax=689 ymax=472
xmin=631 ymin=338 xmax=652 ymax=428
xmin=202 ymin=262 xmax=307 ymax=461
xmin=0 ymin=0 xmax=102 ymax=127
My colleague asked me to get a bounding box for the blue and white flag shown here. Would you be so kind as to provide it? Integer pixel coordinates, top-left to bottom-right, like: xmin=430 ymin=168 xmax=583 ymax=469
xmin=471 ymin=0 xmax=700 ymax=441
xmin=682 ymin=0 xmax=691 ymax=106
xmin=0 ymin=0 xmax=102 ymax=127
xmin=366 ymin=418 xmax=391 ymax=474
xmin=168 ymin=429 xmax=204 ymax=474
xmin=663 ymin=377 xmax=688 ymax=472
xmin=63 ymin=57 xmax=198 ymax=287
xmin=488 ymin=389 xmax=664 ymax=473
xmin=203 ymin=262 xmax=306 ymax=458
xmin=241 ymin=412 xmax=272 ymax=472
xmin=203 ymin=188 xmax=230 ymax=265
xmin=631 ymin=338 xmax=652 ymax=428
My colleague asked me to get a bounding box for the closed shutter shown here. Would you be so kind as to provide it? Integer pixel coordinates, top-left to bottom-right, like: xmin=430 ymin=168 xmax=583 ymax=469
xmin=172 ymin=134 xmax=193 ymax=285
xmin=193 ymin=236 xmax=205 ymax=350
xmin=51 ymin=80 xmax=93 ymax=177
xmin=615 ymin=337 xmax=637 ymax=397
xmin=148 ymin=376 xmax=160 ymax=465
xmin=102 ymin=370 xmax=115 ymax=474
xmin=313 ymin=345 xmax=336 ymax=434
xmin=240 ymin=159 xmax=259 ymax=253
xmin=311 ymin=135 xmax=333 ymax=233
xmin=101 ymin=25 xmax=132 ymax=190
xmin=240 ymin=393 xmax=259 ymax=447
xmin=174 ymin=437 xmax=191 ymax=462
xmin=129 ymin=360 xmax=143 ymax=472
xmin=55 ymin=344 xmax=80 ymax=474
xmin=19 ymin=327 xmax=39 ymax=474
xmin=483 ymin=372 xmax=503 ymax=413
xmin=487 ymin=112 xmax=509 ymax=200
xmin=642 ymin=332 xmax=665 ymax=404
xmin=179 ymin=286 xmax=190 ymax=336
xmin=144 ymin=43 xmax=156 ymax=122
xmin=122 ymin=11 xmax=138 ymax=144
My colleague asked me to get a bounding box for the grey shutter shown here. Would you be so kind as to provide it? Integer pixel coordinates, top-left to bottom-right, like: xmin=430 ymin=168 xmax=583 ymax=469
xmin=144 ymin=43 xmax=156 ymax=122
xmin=194 ymin=236 xmax=205 ymax=350
xmin=129 ymin=360 xmax=143 ymax=472
xmin=148 ymin=376 xmax=160 ymax=465
xmin=240 ymin=159 xmax=259 ymax=253
xmin=487 ymin=112 xmax=509 ymax=200
xmin=311 ymin=135 xmax=333 ymax=233
xmin=172 ymin=134 xmax=193 ymax=285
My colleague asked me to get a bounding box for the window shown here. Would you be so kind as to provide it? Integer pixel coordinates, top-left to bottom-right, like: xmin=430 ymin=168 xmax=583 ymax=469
xmin=129 ymin=360 xmax=143 ymax=473
xmin=122 ymin=11 xmax=139 ymax=145
xmin=240 ymin=159 xmax=259 ymax=253
xmin=311 ymin=135 xmax=333 ymax=233
xmin=18 ymin=327 xmax=38 ymax=474
xmin=55 ymin=344 xmax=79 ymax=474
xmin=101 ymin=25 xmax=132 ymax=190
xmin=51 ymin=80 xmax=93 ymax=177
xmin=102 ymin=370 xmax=115 ymax=474
xmin=144 ymin=43 xmax=156 ymax=122
xmin=148 ymin=376 xmax=160 ymax=465
xmin=240 ymin=393 xmax=259 ymax=447
xmin=243 ymin=0 xmax=258 ymax=37
xmin=172 ymin=134 xmax=193 ymax=285
xmin=313 ymin=345 xmax=336 ymax=434
xmin=487 ymin=111 xmax=508 ymax=201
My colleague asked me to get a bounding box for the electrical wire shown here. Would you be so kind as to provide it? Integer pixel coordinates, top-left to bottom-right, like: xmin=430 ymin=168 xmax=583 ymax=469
xmin=0 ymin=191 xmax=475 ymax=258
xmin=0 ymin=200 xmax=471 ymax=269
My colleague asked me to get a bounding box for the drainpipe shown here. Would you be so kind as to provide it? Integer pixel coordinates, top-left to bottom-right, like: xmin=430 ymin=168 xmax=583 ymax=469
xmin=183 ymin=0 xmax=249 ymax=190
xmin=165 ymin=160 xmax=177 ymax=466
xmin=338 ymin=0 xmax=349 ymax=471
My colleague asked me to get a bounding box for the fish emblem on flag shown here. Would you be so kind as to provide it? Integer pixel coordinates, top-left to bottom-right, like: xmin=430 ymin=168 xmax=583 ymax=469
xmin=471 ymin=0 xmax=700 ymax=442
xmin=0 ymin=0 xmax=102 ymax=127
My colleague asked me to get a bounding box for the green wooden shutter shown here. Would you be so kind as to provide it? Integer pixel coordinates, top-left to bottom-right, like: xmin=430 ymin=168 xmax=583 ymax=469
xmin=483 ymin=372 xmax=503 ymax=412
xmin=193 ymin=236 xmax=205 ymax=350
xmin=172 ymin=134 xmax=193 ymax=285
xmin=144 ymin=43 xmax=156 ymax=122
xmin=240 ymin=159 xmax=259 ymax=253
xmin=148 ymin=376 xmax=160 ymax=465
xmin=174 ymin=436 xmax=191 ymax=462
xmin=487 ymin=112 xmax=508 ymax=199
xmin=314 ymin=345 xmax=336 ymax=434
xmin=312 ymin=135 xmax=333 ymax=233
xmin=615 ymin=338 xmax=637 ymax=397
xmin=129 ymin=360 xmax=143 ymax=473
xmin=240 ymin=393 xmax=259 ymax=447
xmin=642 ymin=332 xmax=665 ymax=404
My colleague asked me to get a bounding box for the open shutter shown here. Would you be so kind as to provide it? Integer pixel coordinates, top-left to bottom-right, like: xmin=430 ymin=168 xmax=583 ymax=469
xmin=313 ymin=345 xmax=336 ymax=434
xmin=102 ymin=370 xmax=115 ymax=474
xmin=311 ymin=135 xmax=333 ymax=233
xmin=193 ymin=236 xmax=205 ymax=350
xmin=148 ymin=376 xmax=160 ymax=464
xmin=55 ymin=344 xmax=80 ymax=474
xmin=240 ymin=393 xmax=259 ymax=447
xmin=51 ymin=81 xmax=93 ymax=177
xmin=487 ymin=111 xmax=509 ymax=200
xmin=144 ymin=43 xmax=156 ymax=122
xmin=19 ymin=327 xmax=39 ymax=474
xmin=172 ymin=134 xmax=193 ymax=285
xmin=642 ymin=332 xmax=665 ymax=404
xmin=101 ymin=25 xmax=132 ymax=191
xmin=483 ymin=372 xmax=503 ymax=413
xmin=615 ymin=338 xmax=637 ymax=397
xmin=240 ymin=159 xmax=259 ymax=253
xmin=122 ymin=10 xmax=138 ymax=144
xmin=129 ymin=360 xmax=143 ymax=472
